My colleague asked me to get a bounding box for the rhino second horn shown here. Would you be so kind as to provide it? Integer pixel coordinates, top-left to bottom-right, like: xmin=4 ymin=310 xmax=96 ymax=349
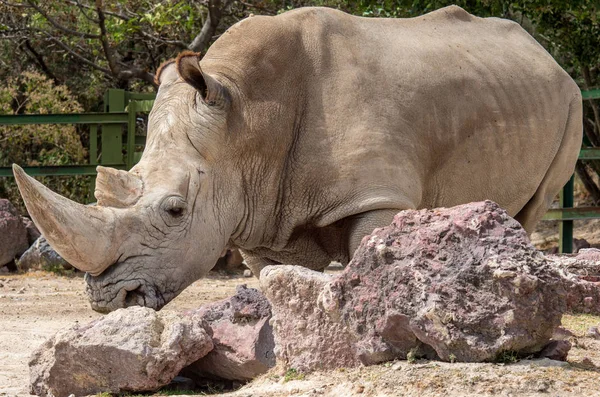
xmin=12 ymin=164 xmax=119 ymax=276
xmin=95 ymin=166 xmax=143 ymax=208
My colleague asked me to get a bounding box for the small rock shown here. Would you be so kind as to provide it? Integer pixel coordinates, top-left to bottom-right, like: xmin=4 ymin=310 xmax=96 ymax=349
xmin=29 ymin=307 xmax=213 ymax=396
xmin=552 ymin=326 xmax=575 ymax=340
xmin=586 ymin=326 xmax=600 ymax=340
xmin=17 ymin=287 xmax=25 ymax=294
xmin=182 ymin=285 xmax=275 ymax=382
xmin=535 ymin=380 xmax=550 ymax=392
xmin=537 ymin=340 xmax=571 ymax=361
xmin=243 ymin=269 xmax=253 ymax=278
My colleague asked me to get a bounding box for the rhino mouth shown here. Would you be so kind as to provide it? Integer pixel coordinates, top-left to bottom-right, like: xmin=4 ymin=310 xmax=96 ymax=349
xmin=84 ymin=259 xmax=181 ymax=313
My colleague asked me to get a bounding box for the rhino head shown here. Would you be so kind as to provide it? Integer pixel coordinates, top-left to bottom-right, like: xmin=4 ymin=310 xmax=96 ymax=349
xmin=14 ymin=53 xmax=246 ymax=312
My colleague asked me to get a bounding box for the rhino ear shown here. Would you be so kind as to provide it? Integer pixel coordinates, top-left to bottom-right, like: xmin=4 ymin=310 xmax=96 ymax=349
xmin=176 ymin=51 xmax=227 ymax=106
xmin=155 ymin=60 xmax=178 ymax=86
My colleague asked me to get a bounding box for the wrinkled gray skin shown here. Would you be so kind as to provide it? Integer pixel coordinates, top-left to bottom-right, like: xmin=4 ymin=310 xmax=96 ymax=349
xmin=14 ymin=6 xmax=582 ymax=312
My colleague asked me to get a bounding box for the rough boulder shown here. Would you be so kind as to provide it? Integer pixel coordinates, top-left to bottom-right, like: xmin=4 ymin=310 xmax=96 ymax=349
xmin=18 ymin=236 xmax=73 ymax=272
xmin=29 ymin=307 xmax=213 ymax=397
xmin=0 ymin=199 xmax=29 ymax=268
xmin=547 ymin=248 xmax=600 ymax=314
xmin=261 ymin=201 xmax=568 ymax=371
xmin=182 ymin=285 xmax=275 ymax=381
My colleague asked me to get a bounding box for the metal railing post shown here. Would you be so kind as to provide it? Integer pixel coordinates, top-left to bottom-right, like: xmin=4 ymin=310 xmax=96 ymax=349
xmin=126 ymin=100 xmax=136 ymax=170
xmin=101 ymin=89 xmax=126 ymax=165
xmin=559 ymin=175 xmax=574 ymax=253
xmin=88 ymin=124 xmax=98 ymax=203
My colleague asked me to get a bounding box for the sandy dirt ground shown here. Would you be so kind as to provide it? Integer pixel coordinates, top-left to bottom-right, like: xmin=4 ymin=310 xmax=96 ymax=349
xmin=0 ymin=272 xmax=259 ymax=396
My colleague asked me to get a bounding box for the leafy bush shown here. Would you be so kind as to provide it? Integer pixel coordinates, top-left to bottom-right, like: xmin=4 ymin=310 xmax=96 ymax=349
xmin=0 ymin=71 xmax=90 ymax=214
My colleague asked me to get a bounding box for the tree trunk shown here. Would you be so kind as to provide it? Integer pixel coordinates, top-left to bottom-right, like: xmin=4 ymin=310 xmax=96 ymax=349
xmin=576 ymin=162 xmax=600 ymax=205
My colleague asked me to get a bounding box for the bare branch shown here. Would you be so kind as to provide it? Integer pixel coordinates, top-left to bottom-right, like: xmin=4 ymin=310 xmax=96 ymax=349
xmin=238 ymin=1 xmax=276 ymax=15
xmin=65 ymin=0 xmax=129 ymax=21
xmin=70 ymin=0 xmax=99 ymax=23
xmin=20 ymin=39 xmax=59 ymax=83
xmin=188 ymin=0 xmax=233 ymax=53
xmin=139 ymin=30 xmax=187 ymax=49
xmin=117 ymin=67 xmax=156 ymax=87
xmin=95 ymin=0 xmax=118 ymax=75
xmin=46 ymin=35 xmax=111 ymax=75
xmin=24 ymin=0 xmax=100 ymax=39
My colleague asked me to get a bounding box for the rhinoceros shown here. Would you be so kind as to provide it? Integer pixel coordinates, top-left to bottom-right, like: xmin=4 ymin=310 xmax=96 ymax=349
xmin=13 ymin=6 xmax=582 ymax=312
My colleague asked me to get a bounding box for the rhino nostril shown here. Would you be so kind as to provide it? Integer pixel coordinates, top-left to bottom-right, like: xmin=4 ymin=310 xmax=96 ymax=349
xmin=124 ymin=286 xmax=146 ymax=307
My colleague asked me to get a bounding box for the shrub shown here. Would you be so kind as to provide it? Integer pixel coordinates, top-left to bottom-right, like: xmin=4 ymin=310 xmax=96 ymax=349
xmin=0 ymin=72 xmax=90 ymax=213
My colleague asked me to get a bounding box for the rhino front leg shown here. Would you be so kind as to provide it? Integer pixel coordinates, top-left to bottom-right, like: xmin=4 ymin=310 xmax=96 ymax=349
xmin=346 ymin=209 xmax=405 ymax=260
xmin=240 ymin=251 xmax=280 ymax=278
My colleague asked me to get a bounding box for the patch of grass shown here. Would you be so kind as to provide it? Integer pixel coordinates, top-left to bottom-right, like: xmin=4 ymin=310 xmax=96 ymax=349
xmin=495 ymin=350 xmax=520 ymax=364
xmin=284 ymin=368 xmax=305 ymax=382
xmin=407 ymin=348 xmax=418 ymax=364
xmin=43 ymin=264 xmax=77 ymax=277
xmin=95 ymin=393 xmax=112 ymax=397
xmin=562 ymin=313 xmax=600 ymax=336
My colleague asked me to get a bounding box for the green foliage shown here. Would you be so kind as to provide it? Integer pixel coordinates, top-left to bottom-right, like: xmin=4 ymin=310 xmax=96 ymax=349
xmin=495 ymin=350 xmax=520 ymax=364
xmin=284 ymin=367 xmax=305 ymax=382
xmin=407 ymin=348 xmax=418 ymax=364
xmin=0 ymin=72 xmax=90 ymax=213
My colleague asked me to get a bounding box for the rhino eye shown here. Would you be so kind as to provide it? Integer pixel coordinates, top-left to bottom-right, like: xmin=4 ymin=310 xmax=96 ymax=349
xmin=167 ymin=207 xmax=184 ymax=218
xmin=162 ymin=196 xmax=186 ymax=219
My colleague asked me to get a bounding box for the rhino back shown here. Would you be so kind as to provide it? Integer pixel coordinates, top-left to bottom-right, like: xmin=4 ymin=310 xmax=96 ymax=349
xmin=202 ymin=6 xmax=580 ymax=240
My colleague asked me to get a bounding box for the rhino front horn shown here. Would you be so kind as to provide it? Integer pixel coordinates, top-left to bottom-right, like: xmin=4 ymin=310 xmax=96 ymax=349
xmin=12 ymin=164 xmax=119 ymax=276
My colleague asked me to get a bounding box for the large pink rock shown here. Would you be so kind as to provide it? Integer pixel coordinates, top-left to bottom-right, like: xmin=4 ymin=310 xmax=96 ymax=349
xmin=547 ymin=248 xmax=600 ymax=314
xmin=261 ymin=201 xmax=568 ymax=371
xmin=29 ymin=307 xmax=213 ymax=397
xmin=0 ymin=199 xmax=29 ymax=267
xmin=182 ymin=285 xmax=275 ymax=381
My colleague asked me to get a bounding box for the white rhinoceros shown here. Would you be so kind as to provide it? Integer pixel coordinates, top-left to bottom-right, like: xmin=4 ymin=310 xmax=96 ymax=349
xmin=13 ymin=6 xmax=582 ymax=312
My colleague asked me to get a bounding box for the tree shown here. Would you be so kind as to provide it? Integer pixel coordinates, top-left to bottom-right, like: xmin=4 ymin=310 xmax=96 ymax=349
xmin=0 ymin=71 xmax=88 ymax=211
xmin=0 ymin=0 xmax=250 ymax=107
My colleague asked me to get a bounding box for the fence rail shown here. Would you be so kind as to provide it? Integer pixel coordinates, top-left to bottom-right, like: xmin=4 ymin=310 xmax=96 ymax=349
xmin=1 ymin=88 xmax=600 ymax=253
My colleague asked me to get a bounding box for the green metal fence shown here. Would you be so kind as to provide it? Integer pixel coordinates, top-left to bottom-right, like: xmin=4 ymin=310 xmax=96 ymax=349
xmin=0 ymin=89 xmax=155 ymax=200
xmin=1 ymin=88 xmax=599 ymax=253
xmin=542 ymin=89 xmax=600 ymax=253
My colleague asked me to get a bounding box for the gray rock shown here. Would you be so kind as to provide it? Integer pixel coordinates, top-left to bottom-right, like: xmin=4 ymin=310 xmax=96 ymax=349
xmin=587 ymin=326 xmax=600 ymax=340
xmin=261 ymin=201 xmax=568 ymax=372
xmin=537 ymin=340 xmax=571 ymax=361
xmin=18 ymin=236 xmax=73 ymax=272
xmin=21 ymin=216 xmax=41 ymax=245
xmin=29 ymin=306 xmax=213 ymax=397
xmin=182 ymin=285 xmax=275 ymax=381
xmin=0 ymin=199 xmax=29 ymax=268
